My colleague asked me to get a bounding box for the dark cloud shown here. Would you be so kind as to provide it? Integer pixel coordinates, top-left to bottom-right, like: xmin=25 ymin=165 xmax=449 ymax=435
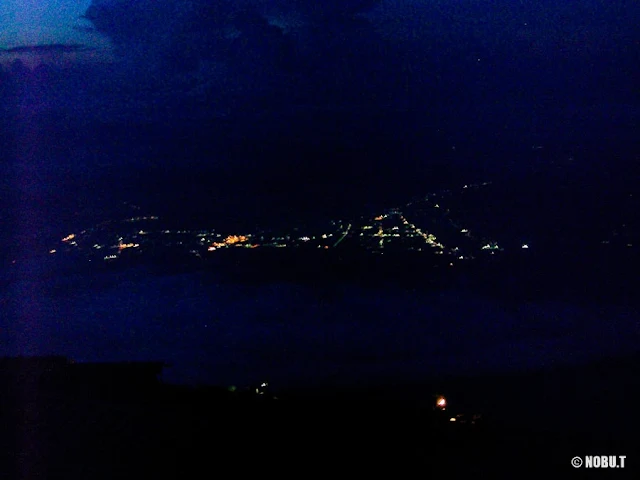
xmin=83 ymin=0 xmax=386 ymax=71
xmin=81 ymin=0 xmax=639 ymax=105
xmin=79 ymin=0 xmax=400 ymax=120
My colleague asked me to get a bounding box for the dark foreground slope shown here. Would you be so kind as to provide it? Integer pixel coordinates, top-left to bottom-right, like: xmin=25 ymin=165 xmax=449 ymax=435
xmin=1 ymin=356 xmax=638 ymax=478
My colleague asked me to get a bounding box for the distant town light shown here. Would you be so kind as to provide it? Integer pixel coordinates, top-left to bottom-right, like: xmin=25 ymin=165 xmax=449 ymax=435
xmin=436 ymin=396 xmax=447 ymax=409
xmin=49 ymin=249 xmax=56 ymax=254
xmin=522 ymin=244 xmax=529 ymax=249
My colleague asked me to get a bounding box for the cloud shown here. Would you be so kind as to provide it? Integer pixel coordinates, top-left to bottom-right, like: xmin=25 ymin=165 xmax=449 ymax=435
xmin=0 ymin=43 xmax=94 ymax=54
xmin=83 ymin=0 xmax=386 ymax=69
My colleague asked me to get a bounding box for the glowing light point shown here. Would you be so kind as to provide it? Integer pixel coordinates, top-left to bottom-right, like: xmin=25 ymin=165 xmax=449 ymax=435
xmin=436 ymin=396 xmax=447 ymax=409
xmin=522 ymin=244 xmax=529 ymax=249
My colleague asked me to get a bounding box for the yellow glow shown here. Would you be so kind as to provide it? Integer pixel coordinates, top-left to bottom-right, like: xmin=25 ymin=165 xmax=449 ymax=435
xmin=436 ymin=396 xmax=447 ymax=409
xmin=225 ymin=235 xmax=247 ymax=245
xmin=62 ymin=234 xmax=75 ymax=242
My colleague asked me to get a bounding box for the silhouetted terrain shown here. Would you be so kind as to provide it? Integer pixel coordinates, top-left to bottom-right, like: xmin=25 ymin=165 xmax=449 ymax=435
xmin=1 ymin=356 xmax=638 ymax=478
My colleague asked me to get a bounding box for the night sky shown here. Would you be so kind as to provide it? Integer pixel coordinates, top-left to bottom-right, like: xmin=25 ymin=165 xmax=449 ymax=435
xmin=0 ymin=1 xmax=639 ymax=386
xmin=1 ymin=1 xmax=638 ymax=234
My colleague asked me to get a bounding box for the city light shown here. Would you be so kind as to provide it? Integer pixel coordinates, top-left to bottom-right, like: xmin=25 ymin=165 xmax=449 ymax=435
xmin=225 ymin=235 xmax=247 ymax=244
xmin=46 ymin=193 xmax=508 ymax=265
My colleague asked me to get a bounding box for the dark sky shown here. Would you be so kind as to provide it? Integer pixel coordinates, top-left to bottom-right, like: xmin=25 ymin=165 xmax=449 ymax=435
xmin=1 ymin=0 xmax=639 ymax=245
